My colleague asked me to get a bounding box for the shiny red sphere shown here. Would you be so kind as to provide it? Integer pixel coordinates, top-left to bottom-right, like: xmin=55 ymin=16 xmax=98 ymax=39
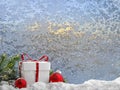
xmin=15 ymin=78 xmax=27 ymax=89
xmin=49 ymin=72 xmax=64 ymax=82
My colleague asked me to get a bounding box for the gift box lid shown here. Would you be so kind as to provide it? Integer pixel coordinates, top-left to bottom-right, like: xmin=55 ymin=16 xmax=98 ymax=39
xmin=21 ymin=61 xmax=50 ymax=70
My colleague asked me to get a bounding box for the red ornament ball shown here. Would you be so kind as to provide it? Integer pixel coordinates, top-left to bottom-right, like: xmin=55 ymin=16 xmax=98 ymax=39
xmin=14 ymin=78 xmax=27 ymax=89
xmin=49 ymin=71 xmax=64 ymax=82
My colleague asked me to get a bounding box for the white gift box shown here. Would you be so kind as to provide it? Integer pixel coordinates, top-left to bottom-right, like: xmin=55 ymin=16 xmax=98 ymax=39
xmin=20 ymin=61 xmax=50 ymax=85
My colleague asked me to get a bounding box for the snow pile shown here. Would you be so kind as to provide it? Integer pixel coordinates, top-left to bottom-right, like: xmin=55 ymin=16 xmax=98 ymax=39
xmin=1 ymin=77 xmax=120 ymax=90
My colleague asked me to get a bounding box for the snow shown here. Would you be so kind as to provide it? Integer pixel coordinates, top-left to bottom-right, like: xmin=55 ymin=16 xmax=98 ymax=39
xmin=1 ymin=77 xmax=120 ymax=90
xmin=0 ymin=0 xmax=120 ymax=84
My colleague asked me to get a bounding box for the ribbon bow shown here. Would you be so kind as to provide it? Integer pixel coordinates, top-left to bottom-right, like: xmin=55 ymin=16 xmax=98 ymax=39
xmin=21 ymin=53 xmax=48 ymax=61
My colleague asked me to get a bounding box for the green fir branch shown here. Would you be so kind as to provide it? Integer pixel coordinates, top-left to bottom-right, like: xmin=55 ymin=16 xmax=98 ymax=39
xmin=0 ymin=54 xmax=20 ymax=82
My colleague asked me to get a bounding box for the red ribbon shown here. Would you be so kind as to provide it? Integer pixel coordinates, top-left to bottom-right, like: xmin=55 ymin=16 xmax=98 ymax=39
xmin=35 ymin=62 xmax=39 ymax=82
xmin=19 ymin=53 xmax=48 ymax=82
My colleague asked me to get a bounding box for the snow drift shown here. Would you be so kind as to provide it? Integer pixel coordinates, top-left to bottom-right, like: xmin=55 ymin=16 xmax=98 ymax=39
xmin=1 ymin=77 xmax=120 ymax=90
xmin=0 ymin=0 xmax=120 ymax=84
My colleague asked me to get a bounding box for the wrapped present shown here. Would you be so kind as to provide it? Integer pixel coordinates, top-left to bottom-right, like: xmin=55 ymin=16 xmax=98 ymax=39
xmin=19 ymin=54 xmax=51 ymax=86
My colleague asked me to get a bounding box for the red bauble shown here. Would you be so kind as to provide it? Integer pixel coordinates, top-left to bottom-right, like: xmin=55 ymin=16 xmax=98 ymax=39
xmin=49 ymin=71 xmax=64 ymax=82
xmin=14 ymin=78 xmax=27 ymax=89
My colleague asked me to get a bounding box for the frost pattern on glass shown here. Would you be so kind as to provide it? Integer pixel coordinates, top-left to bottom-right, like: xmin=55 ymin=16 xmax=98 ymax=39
xmin=0 ymin=0 xmax=120 ymax=83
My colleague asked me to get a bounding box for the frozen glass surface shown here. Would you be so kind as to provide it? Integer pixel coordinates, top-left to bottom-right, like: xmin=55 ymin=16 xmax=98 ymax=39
xmin=0 ymin=0 xmax=120 ymax=84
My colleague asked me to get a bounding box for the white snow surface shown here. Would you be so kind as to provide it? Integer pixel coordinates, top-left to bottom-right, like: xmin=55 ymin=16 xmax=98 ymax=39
xmin=1 ymin=77 xmax=120 ymax=90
